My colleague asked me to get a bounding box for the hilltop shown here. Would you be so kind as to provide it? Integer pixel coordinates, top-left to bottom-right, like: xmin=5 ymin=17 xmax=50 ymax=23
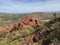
xmin=0 ymin=12 xmax=60 ymax=45
xmin=0 ymin=15 xmax=39 ymax=31
xmin=0 ymin=12 xmax=60 ymax=27
xmin=0 ymin=13 xmax=60 ymax=45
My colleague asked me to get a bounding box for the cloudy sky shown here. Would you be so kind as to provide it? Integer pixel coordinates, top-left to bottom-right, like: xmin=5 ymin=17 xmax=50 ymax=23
xmin=0 ymin=0 xmax=60 ymax=13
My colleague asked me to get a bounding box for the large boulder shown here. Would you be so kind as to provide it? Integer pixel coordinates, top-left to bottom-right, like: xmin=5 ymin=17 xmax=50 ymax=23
xmin=0 ymin=16 xmax=40 ymax=32
xmin=17 ymin=15 xmax=40 ymax=29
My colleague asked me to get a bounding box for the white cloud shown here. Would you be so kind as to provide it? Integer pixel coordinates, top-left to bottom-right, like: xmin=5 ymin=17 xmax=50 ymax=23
xmin=0 ymin=0 xmax=60 ymax=13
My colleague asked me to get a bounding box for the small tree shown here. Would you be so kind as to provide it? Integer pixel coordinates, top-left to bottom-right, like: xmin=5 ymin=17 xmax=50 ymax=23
xmin=53 ymin=13 xmax=56 ymax=21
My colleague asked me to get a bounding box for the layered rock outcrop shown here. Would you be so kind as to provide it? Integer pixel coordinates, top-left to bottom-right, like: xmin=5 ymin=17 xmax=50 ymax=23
xmin=17 ymin=15 xmax=39 ymax=29
xmin=0 ymin=16 xmax=40 ymax=32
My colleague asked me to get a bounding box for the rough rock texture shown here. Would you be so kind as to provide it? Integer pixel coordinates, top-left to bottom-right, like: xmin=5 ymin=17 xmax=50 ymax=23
xmin=17 ymin=15 xmax=39 ymax=29
xmin=0 ymin=16 xmax=40 ymax=31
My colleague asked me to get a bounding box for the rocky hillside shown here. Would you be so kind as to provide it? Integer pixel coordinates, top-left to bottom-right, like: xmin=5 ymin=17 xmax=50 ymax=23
xmin=0 ymin=15 xmax=40 ymax=31
xmin=0 ymin=12 xmax=60 ymax=45
xmin=0 ymin=12 xmax=60 ymax=27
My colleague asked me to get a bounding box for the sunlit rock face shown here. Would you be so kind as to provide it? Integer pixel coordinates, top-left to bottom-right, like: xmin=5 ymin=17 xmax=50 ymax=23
xmin=17 ymin=15 xmax=40 ymax=29
xmin=0 ymin=16 xmax=40 ymax=31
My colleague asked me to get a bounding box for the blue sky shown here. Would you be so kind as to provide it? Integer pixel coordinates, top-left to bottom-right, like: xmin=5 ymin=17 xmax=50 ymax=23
xmin=0 ymin=0 xmax=60 ymax=13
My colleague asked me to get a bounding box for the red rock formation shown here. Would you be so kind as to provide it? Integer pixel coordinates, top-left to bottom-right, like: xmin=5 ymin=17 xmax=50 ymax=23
xmin=0 ymin=16 xmax=40 ymax=32
xmin=17 ymin=15 xmax=39 ymax=29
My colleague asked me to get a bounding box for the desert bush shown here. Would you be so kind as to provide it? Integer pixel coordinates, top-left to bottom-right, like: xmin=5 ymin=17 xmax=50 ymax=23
xmin=46 ymin=17 xmax=60 ymax=45
xmin=21 ymin=29 xmax=31 ymax=37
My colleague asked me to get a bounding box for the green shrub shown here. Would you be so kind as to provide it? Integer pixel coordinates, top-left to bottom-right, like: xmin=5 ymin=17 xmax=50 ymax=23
xmin=21 ymin=29 xmax=31 ymax=37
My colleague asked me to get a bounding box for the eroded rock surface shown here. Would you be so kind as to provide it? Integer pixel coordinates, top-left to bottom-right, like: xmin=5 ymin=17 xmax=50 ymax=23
xmin=17 ymin=15 xmax=39 ymax=29
xmin=0 ymin=16 xmax=40 ymax=32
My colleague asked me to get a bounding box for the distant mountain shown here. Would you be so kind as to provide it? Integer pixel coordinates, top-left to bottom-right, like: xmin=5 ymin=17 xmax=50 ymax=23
xmin=0 ymin=12 xmax=60 ymax=20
